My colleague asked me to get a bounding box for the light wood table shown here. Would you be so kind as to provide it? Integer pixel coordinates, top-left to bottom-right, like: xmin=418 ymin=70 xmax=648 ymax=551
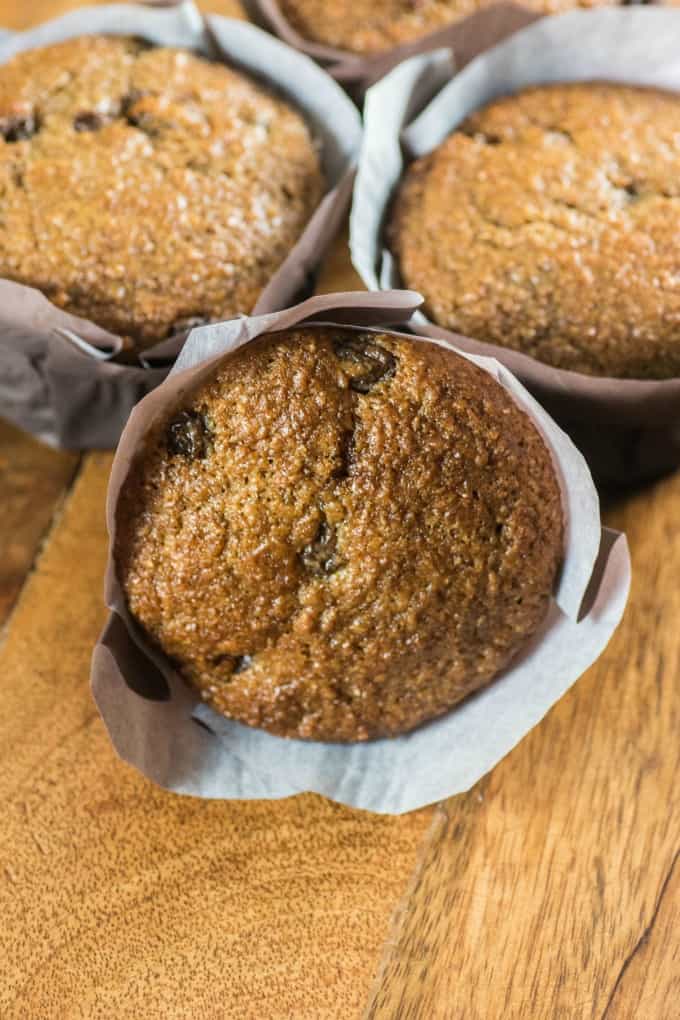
xmin=1 ymin=3 xmax=679 ymax=1017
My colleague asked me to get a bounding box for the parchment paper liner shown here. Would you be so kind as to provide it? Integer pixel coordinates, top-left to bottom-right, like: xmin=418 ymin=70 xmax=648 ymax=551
xmin=0 ymin=1 xmax=361 ymax=449
xmin=245 ymin=0 xmax=542 ymax=91
xmin=91 ymin=289 xmax=630 ymax=814
xmin=351 ymin=7 xmax=680 ymax=483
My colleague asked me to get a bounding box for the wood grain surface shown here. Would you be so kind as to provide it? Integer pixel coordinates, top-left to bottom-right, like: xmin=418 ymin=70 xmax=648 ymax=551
xmin=1 ymin=3 xmax=679 ymax=1018
xmin=365 ymin=479 xmax=680 ymax=1020
xmin=0 ymin=451 xmax=431 ymax=1020
xmin=0 ymin=0 xmax=245 ymax=30
xmin=0 ymin=422 xmax=78 ymax=627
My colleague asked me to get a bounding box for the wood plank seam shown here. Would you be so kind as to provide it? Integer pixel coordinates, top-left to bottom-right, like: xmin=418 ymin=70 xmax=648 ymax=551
xmin=362 ymin=786 xmax=492 ymax=1020
xmin=362 ymin=803 xmax=450 ymax=1020
xmin=0 ymin=452 xmax=82 ymax=648
xmin=599 ymin=848 xmax=680 ymax=1019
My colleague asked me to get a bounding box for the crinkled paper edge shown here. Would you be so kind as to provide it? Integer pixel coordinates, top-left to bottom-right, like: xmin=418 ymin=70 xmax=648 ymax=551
xmin=0 ymin=2 xmax=361 ymax=448
xmin=91 ymin=290 xmax=630 ymax=814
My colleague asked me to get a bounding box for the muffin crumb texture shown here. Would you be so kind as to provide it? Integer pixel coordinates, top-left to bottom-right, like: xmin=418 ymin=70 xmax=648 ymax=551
xmin=390 ymin=83 xmax=680 ymax=379
xmin=279 ymin=0 xmax=611 ymax=55
xmin=0 ymin=35 xmax=323 ymax=348
xmin=117 ymin=328 xmax=563 ymax=742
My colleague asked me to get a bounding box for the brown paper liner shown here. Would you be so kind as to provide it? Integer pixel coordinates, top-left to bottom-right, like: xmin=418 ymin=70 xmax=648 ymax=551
xmin=351 ymin=5 xmax=680 ymax=484
xmin=245 ymin=0 xmax=543 ymax=93
xmin=418 ymin=326 xmax=680 ymax=484
xmin=89 ymin=289 xmax=630 ymax=813
xmin=0 ymin=2 xmax=360 ymax=449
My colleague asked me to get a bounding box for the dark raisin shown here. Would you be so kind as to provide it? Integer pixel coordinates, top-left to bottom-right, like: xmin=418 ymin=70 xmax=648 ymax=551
xmin=74 ymin=111 xmax=109 ymax=133
xmin=120 ymin=91 xmax=143 ymax=118
xmin=1 ymin=113 xmax=39 ymax=143
xmin=166 ymin=410 xmax=211 ymax=460
xmin=125 ymin=111 xmax=158 ymax=135
xmin=460 ymin=127 xmax=501 ymax=145
xmin=301 ymin=518 xmax=344 ymax=576
xmin=333 ymin=336 xmax=397 ymax=394
xmin=167 ymin=315 xmax=210 ymax=338
xmin=210 ymin=654 xmax=231 ymax=667
xmin=121 ymin=92 xmax=159 ymax=135
xmin=210 ymin=653 xmax=253 ymax=674
xmin=334 ymin=428 xmax=355 ymax=479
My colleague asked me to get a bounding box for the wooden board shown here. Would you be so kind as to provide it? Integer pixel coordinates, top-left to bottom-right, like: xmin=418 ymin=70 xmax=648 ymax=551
xmin=366 ymin=477 xmax=680 ymax=1019
xmin=0 ymin=422 xmax=78 ymax=627
xmin=1 ymin=4 xmax=679 ymax=1017
xmin=0 ymin=452 xmax=431 ymax=1020
xmin=0 ymin=0 xmax=245 ymax=30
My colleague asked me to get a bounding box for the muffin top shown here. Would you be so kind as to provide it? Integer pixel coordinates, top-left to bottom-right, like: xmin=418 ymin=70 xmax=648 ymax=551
xmin=277 ymin=0 xmax=610 ymax=55
xmin=0 ymin=35 xmax=323 ymax=349
xmin=116 ymin=326 xmax=563 ymax=742
xmin=390 ymin=83 xmax=680 ymax=379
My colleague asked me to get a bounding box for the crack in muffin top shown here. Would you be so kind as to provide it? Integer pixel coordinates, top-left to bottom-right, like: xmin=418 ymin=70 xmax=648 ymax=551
xmin=116 ymin=326 xmax=564 ymax=742
xmin=0 ymin=35 xmax=324 ymax=349
xmin=389 ymin=83 xmax=680 ymax=379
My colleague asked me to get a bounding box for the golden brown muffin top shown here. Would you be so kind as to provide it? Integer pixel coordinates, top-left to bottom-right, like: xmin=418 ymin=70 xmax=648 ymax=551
xmin=0 ymin=35 xmax=323 ymax=349
xmin=116 ymin=326 xmax=563 ymax=742
xmin=278 ymin=0 xmax=611 ymax=55
xmin=390 ymin=83 xmax=680 ymax=379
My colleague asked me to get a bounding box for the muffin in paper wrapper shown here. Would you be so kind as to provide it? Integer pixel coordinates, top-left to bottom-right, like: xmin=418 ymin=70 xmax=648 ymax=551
xmin=351 ymin=7 xmax=680 ymax=484
xmin=91 ymin=290 xmax=630 ymax=815
xmin=0 ymin=0 xmax=361 ymax=449
xmin=244 ymin=0 xmax=542 ymax=93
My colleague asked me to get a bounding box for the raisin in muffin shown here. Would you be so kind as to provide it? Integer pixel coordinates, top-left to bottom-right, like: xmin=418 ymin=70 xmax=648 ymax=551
xmin=116 ymin=326 xmax=564 ymax=742
xmin=276 ymin=0 xmax=611 ymax=56
xmin=0 ymin=35 xmax=323 ymax=350
xmin=389 ymin=83 xmax=680 ymax=379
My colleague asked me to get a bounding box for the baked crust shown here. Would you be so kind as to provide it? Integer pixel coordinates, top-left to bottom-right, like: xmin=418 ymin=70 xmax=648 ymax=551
xmin=390 ymin=83 xmax=680 ymax=379
xmin=116 ymin=327 xmax=564 ymax=741
xmin=0 ymin=36 xmax=323 ymax=349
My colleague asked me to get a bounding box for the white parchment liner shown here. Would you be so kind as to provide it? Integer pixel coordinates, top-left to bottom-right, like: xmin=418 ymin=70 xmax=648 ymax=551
xmin=91 ymin=290 xmax=630 ymax=814
xmin=352 ymin=7 xmax=680 ymax=482
xmin=0 ymin=1 xmax=361 ymax=448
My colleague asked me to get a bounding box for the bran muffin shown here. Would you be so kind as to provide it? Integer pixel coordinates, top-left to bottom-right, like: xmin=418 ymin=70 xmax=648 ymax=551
xmin=389 ymin=83 xmax=680 ymax=379
xmin=116 ymin=326 xmax=564 ymax=742
xmin=0 ymin=35 xmax=324 ymax=350
xmin=276 ymin=0 xmax=611 ymax=56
